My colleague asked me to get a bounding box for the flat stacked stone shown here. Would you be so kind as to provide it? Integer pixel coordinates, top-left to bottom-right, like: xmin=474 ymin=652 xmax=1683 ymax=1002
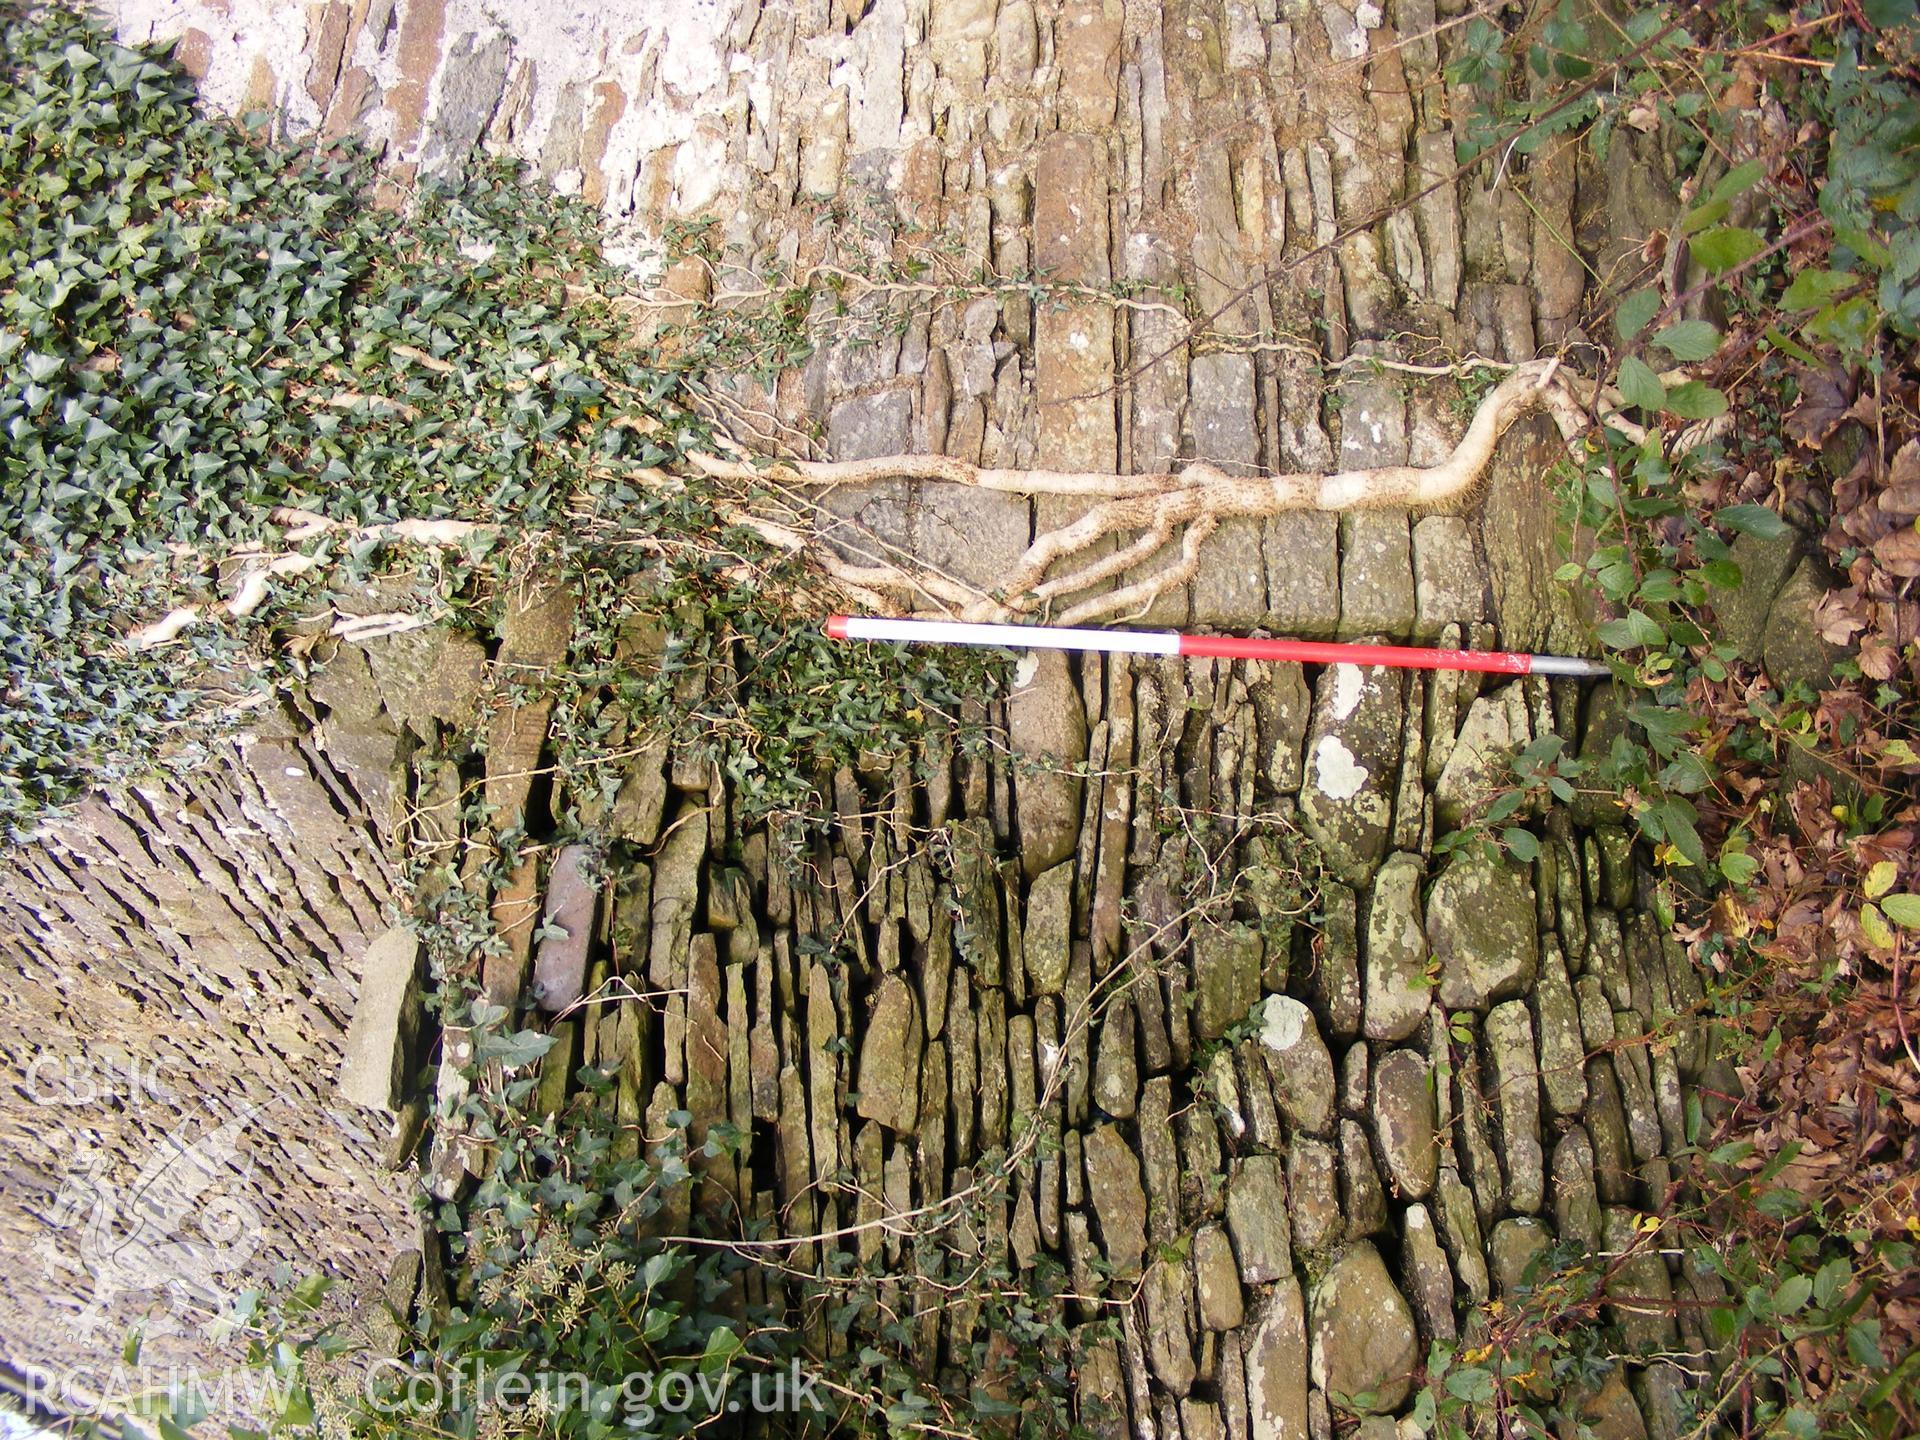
xmin=64 ymin=1 xmax=1701 ymax=1432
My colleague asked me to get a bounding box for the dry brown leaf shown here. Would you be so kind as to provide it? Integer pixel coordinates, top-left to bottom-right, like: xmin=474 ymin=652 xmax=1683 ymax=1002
xmin=1814 ymin=587 xmax=1869 ymax=644
xmin=1786 ymin=363 xmax=1855 ymax=447
xmin=1892 ymin=438 xmax=1920 ymax=487
xmin=1873 ymin=524 xmax=1920 ymax=578
xmin=1875 ymin=483 xmax=1920 ymax=516
xmin=1858 ymin=634 xmax=1902 ymax=680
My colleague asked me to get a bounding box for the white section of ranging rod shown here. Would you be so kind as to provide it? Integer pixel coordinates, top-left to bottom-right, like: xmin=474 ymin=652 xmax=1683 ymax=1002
xmin=828 ymin=614 xmax=1180 ymax=656
xmin=828 ymin=614 xmax=1615 ymax=677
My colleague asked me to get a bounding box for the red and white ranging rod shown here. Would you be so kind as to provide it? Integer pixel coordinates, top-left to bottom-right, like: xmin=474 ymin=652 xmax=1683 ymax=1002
xmin=825 ymin=615 xmax=1611 ymax=678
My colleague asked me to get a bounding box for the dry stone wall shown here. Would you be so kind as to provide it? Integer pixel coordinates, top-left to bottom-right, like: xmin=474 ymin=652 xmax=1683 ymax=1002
xmin=0 ymin=702 xmax=420 ymax=1393
xmin=101 ymin=0 xmax=1664 ymax=642
xmin=0 ymin=0 xmax=1721 ymax=1429
xmin=408 ymin=610 xmax=1722 ymax=1437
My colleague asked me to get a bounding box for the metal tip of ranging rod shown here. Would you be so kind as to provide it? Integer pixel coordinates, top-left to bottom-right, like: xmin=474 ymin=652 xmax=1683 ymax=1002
xmin=1527 ymin=654 xmax=1615 ymax=679
xmin=826 ymin=615 xmax=1614 ymax=679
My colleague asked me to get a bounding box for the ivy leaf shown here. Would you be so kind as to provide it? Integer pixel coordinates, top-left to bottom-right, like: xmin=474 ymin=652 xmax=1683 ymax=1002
xmin=1614 ymin=288 xmax=1662 ymax=339
xmin=700 ymin=1324 xmax=745 ymax=1374
xmin=1652 ymin=320 xmax=1722 ymax=361
xmin=1616 ymin=356 xmax=1667 ymax=411
xmin=273 ymin=1385 xmax=315 ymax=1428
xmin=474 ymin=1027 xmax=559 ymax=1069
xmin=1691 ymin=226 xmax=1764 ymax=274
xmin=286 ymin=1274 xmax=334 ymax=1314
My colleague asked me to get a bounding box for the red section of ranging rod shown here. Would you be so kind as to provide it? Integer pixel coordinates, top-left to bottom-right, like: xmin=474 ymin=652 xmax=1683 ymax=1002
xmin=1176 ymin=633 xmax=1530 ymax=673
xmin=825 ymin=616 xmax=1612 ymax=678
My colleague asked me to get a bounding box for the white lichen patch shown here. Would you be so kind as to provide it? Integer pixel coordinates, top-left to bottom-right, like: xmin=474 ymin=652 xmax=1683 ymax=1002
xmin=1258 ymin=994 xmax=1312 ymax=1053
xmin=1330 ymin=662 xmax=1364 ymax=720
xmin=1207 ymin=1050 xmax=1247 ymax=1135
xmin=1313 ymin=734 xmax=1369 ymax=799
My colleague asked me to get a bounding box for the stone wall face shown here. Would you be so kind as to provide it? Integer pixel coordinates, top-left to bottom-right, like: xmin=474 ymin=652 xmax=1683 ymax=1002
xmin=412 ymin=628 xmax=1714 ymax=1436
xmin=0 ymin=712 xmax=417 ymax=1397
xmin=4 ymin=0 xmax=1704 ymax=1429
xmin=98 ymin=0 xmax=1652 ymax=635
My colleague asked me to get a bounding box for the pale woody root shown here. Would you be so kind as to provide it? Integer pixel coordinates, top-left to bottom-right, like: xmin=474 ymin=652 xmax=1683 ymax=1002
xmin=129 ymin=357 xmax=1704 ymax=649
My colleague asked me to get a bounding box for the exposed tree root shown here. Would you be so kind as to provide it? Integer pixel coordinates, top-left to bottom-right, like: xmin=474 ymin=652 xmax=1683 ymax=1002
xmin=125 ymin=514 xmax=491 ymax=650
xmin=690 ymin=357 xmax=1611 ymax=624
xmin=127 ymin=355 xmax=1662 ymax=650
